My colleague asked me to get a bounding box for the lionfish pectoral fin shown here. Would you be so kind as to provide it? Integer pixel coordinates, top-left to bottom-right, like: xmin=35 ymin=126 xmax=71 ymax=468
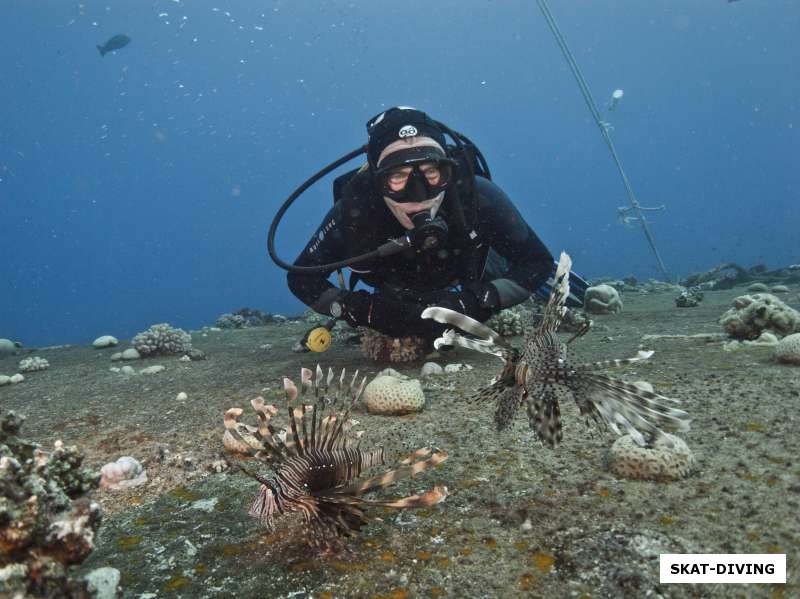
xmin=421 ymin=306 xmax=502 ymax=343
xmin=331 ymin=450 xmax=449 ymax=497
xmin=351 ymin=486 xmax=449 ymax=508
xmin=578 ymin=373 xmax=691 ymax=446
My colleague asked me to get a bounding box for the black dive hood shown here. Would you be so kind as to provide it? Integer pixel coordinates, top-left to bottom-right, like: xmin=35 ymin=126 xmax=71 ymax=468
xmin=267 ymin=116 xmax=489 ymax=275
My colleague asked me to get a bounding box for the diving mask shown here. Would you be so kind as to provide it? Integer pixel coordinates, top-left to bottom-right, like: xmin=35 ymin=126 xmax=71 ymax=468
xmin=375 ymin=158 xmax=456 ymax=203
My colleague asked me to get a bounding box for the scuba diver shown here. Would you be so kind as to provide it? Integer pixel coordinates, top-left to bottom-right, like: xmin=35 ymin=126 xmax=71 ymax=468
xmin=274 ymin=106 xmax=587 ymax=349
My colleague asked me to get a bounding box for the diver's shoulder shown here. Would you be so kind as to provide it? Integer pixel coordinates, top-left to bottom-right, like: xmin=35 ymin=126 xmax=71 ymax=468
xmin=474 ymin=175 xmax=510 ymax=205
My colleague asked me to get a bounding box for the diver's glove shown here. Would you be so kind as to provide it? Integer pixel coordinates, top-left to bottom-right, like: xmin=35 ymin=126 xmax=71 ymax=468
xmin=339 ymin=290 xmax=425 ymax=336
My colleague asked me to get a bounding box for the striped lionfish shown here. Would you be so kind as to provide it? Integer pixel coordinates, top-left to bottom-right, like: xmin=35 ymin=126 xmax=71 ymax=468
xmin=422 ymin=252 xmax=690 ymax=448
xmin=223 ymin=366 xmax=448 ymax=552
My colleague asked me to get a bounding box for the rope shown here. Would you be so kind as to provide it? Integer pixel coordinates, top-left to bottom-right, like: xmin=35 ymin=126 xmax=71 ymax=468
xmin=536 ymin=0 xmax=671 ymax=281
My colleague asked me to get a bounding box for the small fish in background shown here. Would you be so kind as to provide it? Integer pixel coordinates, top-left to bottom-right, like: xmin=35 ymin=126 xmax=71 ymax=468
xmin=422 ymin=251 xmax=691 ymax=448
xmin=96 ymin=34 xmax=131 ymax=57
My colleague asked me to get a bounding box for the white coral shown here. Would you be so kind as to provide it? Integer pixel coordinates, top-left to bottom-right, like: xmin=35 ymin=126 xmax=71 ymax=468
xmin=584 ymin=284 xmax=623 ymax=314
xmin=131 ymin=323 xmax=192 ymax=356
xmin=363 ymin=370 xmax=425 ymax=415
xmin=719 ymin=293 xmax=800 ymax=340
xmin=18 ymin=357 xmax=49 ymax=372
xmin=774 ymin=332 xmax=800 ymax=365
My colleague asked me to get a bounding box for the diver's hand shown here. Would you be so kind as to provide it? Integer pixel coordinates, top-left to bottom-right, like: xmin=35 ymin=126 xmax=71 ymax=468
xmin=423 ymin=284 xmax=499 ymax=317
xmin=340 ymin=290 xmax=424 ymax=332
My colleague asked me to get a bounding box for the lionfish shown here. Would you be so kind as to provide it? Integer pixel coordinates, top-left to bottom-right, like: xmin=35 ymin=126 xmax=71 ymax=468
xmin=422 ymin=252 xmax=691 ymax=448
xmin=223 ymin=366 xmax=448 ymax=552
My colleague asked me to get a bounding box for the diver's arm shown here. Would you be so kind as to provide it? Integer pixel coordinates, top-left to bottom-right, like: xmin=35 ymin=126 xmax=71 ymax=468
xmin=474 ymin=177 xmax=554 ymax=308
xmin=286 ymin=205 xmax=349 ymax=316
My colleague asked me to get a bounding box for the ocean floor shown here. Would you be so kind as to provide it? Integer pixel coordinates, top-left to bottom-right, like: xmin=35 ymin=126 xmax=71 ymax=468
xmin=2 ymin=285 xmax=799 ymax=598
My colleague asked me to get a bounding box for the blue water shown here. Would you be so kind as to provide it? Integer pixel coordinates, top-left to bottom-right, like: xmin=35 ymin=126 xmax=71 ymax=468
xmin=1 ymin=0 xmax=797 ymax=347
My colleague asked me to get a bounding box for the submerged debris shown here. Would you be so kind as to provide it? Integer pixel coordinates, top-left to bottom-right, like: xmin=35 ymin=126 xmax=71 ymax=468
xmin=223 ymin=366 xmax=448 ymax=552
xmin=422 ymin=252 xmax=690 ymax=448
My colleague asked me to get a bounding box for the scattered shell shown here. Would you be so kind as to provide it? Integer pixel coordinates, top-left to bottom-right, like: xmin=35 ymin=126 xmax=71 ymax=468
xmin=420 ymin=362 xmax=444 ymax=377
xmin=100 ymin=456 xmax=148 ymax=490
xmin=444 ymin=363 xmax=473 ymax=373
xmin=139 ymin=365 xmax=165 ymax=375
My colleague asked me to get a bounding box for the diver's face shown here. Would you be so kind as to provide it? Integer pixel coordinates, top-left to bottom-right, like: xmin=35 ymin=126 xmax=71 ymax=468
xmin=386 ymin=162 xmax=442 ymax=193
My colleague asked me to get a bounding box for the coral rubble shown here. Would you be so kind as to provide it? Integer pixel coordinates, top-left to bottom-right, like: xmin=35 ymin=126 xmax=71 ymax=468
xmin=0 ymin=410 xmax=102 ymax=597
xmin=359 ymin=328 xmax=427 ymax=362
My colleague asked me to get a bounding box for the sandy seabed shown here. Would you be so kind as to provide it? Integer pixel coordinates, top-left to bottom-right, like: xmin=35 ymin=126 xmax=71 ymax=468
xmin=2 ymin=285 xmax=798 ymax=598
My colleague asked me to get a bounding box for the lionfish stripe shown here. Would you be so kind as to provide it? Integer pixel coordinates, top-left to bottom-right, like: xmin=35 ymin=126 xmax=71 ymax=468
xmin=421 ymin=306 xmax=503 ymax=344
xmin=287 ymin=407 xmax=306 ymax=457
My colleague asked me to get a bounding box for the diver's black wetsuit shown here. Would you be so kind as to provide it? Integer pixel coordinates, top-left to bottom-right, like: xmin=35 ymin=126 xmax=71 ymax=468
xmin=287 ymin=173 xmax=553 ymax=339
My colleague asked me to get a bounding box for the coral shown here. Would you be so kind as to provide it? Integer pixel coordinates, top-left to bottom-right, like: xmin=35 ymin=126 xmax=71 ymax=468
xmin=363 ymin=369 xmax=425 ymax=415
xmin=359 ymin=328 xmax=427 ymax=363
xmin=675 ymin=287 xmax=703 ymax=308
xmin=0 ymin=410 xmax=102 ymax=598
xmin=486 ymin=308 xmax=524 ymax=337
xmin=233 ymin=307 xmax=273 ymax=327
xmin=774 ymin=332 xmax=800 ymax=365
xmin=18 ymin=357 xmax=49 ymax=373
xmin=92 ymin=335 xmax=118 ymax=349
xmin=215 ymin=313 xmax=246 ymax=329
xmin=223 ymin=366 xmax=447 ymax=552
xmin=0 ymin=339 xmax=21 ymax=357
xmin=131 ymin=323 xmax=192 ymax=357
xmin=718 ymin=293 xmax=800 ymax=340
xmin=99 ymin=457 xmax=148 ymax=491
xmin=607 ymin=433 xmax=695 ymax=481
xmin=584 ymin=284 xmax=623 ymax=314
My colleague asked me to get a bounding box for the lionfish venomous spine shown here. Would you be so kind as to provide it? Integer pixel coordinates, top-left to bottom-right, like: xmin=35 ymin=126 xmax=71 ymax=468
xmin=422 ymin=251 xmax=691 ymax=448
xmin=223 ymin=365 xmax=448 ymax=551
